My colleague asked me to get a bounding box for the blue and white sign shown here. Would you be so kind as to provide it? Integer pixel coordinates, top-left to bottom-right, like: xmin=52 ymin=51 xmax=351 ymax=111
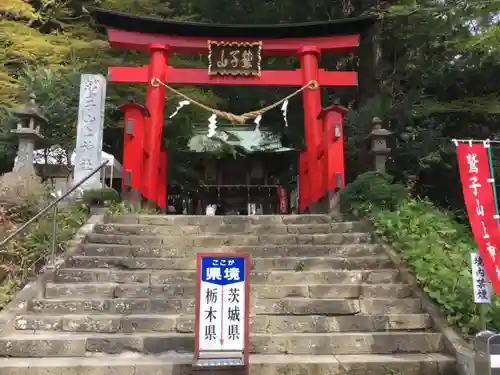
xmin=197 ymin=255 xmax=247 ymax=352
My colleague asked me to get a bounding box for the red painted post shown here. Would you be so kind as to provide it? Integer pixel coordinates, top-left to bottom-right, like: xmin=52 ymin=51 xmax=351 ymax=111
xmin=318 ymin=105 xmax=347 ymax=215
xmin=298 ymin=46 xmax=323 ymax=210
xmin=157 ymin=150 xmax=167 ymax=210
xmin=143 ymin=43 xmax=169 ymax=203
xmin=120 ymin=101 xmax=149 ymax=206
xmin=299 ymin=152 xmax=310 ymax=212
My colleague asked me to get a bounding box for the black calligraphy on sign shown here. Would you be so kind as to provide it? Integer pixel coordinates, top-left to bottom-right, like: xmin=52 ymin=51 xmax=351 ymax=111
xmin=208 ymin=41 xmax=262 ymax=76
xmin=205 ymin=306 xmax=217 ymax=323
xmin=228 ymin=324 xmax=240 ymax=340
xmin=226 ymin=287 xmax=242 ymax=341
xmin=227 ymin=306 xmax=240 ymax=322
xmin=228 ymin=288 xmax=240 ymax=303
xmin=471 ymin=253 xmax=491 ymax=303
xmin=205 ymin=288 xmax=218 ymax=304
xmin=205 ymin=325 xmax=216 ymax=340
xmin=204 ymin=285 xmax=218 ymax=342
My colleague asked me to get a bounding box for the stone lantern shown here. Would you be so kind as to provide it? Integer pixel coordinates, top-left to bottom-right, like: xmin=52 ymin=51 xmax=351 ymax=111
xmin=10 ymin=93 xmax=48 ymax=173
xmin=367 ymin=116 xmax=392 ymax=173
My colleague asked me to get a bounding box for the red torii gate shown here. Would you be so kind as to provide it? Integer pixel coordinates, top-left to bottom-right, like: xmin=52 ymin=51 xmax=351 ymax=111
xmin=87 ymin=7 xmax=374 ymax=212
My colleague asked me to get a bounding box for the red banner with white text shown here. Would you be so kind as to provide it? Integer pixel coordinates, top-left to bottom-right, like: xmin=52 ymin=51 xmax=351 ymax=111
xmin=277 ymin=186 xmax=287 ymax=214
xmin=457 ymin=143 xmax=500 ymax=293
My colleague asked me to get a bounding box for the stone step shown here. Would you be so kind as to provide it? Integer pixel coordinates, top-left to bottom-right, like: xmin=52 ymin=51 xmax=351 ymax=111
xmin=93 ymin=222 xmax=367 ymax=236
xmin=0 ymin=353 xmax=457 ymax=375
xmin=82 ymin=243 xmax=384 ymax=258
xmin=85 ymin=233 xmax=372 ymax=247
xmin=108 ymin=214 xmax=337 ymax=226
xmin=28 ymin=297 xmax=422 ymax=314
xmin=0 ymin=332 xmax=444 ymax=356
xmin=45 ymin=282 xmax=414 ymax=299
xmin=54 ymin=269 xmax=400 ymax=284
xmin=14 ymin=313 xmax=432 ymax=333
xmin=68 ymin=255 xmax=393 ymax=271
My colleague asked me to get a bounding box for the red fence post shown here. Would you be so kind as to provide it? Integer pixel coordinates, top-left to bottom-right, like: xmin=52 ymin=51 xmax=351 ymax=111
xmin=299 ymin=152 xmax=310 ymax=212
xmin=157 ymin=150 xmax=167 ymax=211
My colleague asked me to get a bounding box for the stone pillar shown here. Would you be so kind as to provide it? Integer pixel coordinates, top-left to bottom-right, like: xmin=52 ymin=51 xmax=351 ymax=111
xmin=367 ymin=117 xmax=392 ymax=173
xmin=11 ymin=93 xmax=48 ymax=173
xmin=74 ymin=74 xmax=106 ymax=190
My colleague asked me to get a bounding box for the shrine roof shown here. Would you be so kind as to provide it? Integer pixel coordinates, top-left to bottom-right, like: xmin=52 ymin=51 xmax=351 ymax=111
xmin=85 ymin=7 xmax=376 ymax=39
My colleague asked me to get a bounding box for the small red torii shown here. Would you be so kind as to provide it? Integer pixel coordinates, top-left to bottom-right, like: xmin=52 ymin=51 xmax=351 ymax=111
xmin=87 ymin=7 xmax=375 ymax=212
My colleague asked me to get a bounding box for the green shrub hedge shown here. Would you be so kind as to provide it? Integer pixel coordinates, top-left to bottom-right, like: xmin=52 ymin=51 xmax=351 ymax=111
xmin=81 ymin=187 xmax=120 ymax=206
xmin=0 ymin=202 xmax=88 ymax=309
xmin=341 ymin=171 xmax=498 ymax=337
xmin=0 ymin=171 xmax=91 ymax=310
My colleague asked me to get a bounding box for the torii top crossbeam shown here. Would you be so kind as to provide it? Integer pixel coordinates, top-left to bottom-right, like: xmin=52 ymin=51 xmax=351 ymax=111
xmin=87 ymin=7 xmax=375 ymax=55
xmin=86 ymin=7 xmax=375 ymax=87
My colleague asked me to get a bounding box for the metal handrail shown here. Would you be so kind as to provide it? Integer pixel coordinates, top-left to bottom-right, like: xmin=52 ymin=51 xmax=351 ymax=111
xmin=0 ymin=160 xmax=109 ymax=265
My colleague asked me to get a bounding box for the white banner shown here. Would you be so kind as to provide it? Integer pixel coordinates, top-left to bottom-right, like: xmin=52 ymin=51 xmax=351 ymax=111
xmin=471 ymin=252 xmax=491 ymax=304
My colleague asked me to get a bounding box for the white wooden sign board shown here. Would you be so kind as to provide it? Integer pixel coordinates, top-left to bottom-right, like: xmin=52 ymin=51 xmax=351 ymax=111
xmin=471 ymin=252 xmax=492 ymax=304
xmin=196 ymin=253 xmax=249 ymax=354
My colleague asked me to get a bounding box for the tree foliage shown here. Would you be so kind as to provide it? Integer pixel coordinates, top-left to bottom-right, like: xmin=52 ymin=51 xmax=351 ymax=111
xmin=3 ymin=0 xmax=500 ymax=209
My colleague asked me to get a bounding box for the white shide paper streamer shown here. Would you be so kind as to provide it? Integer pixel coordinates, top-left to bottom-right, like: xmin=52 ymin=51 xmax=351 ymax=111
xmin=471 ymin=252 xmax=491 ymax=304
xmin=207 ymin=114 xmax=217 ymax=138
xmin=169 ymin=100 xmax=190 ymax=119
xmin=281 ymin=100 xmax=289 ymax=127
xmin=253 ymin=115 xmax=262 ymax=134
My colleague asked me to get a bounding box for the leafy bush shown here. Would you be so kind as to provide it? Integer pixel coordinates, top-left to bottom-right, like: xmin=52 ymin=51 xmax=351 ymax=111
xmin=0 ymin=171 xmax=47 ymax=223
xmin=343 ymin=171 xmax=496 ymax=337
xmin=0 ymin=202 xmax=88 ymax=309
xmin=0 ymin=172 xmax=90 ymax=310
xmin=82 ymin=187 xmax=120 ymax=206
xmin=340 ymin=171 xmax=408 ymax=212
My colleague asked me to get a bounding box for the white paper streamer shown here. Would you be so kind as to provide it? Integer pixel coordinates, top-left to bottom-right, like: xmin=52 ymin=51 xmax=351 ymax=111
xmin=253 ymin=115 xmax=262 ymax=134
xmin=169 ymin=100 xmax=190 ymax=119
xmin=281 ymin=100 xmax=289 ymax=127
xmin=207 ymin=114 xmax=217 ymax=138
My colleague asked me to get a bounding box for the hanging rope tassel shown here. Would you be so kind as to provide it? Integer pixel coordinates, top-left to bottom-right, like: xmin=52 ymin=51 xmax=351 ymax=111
xmin=151 ymin=78 xmax=318 ymax=124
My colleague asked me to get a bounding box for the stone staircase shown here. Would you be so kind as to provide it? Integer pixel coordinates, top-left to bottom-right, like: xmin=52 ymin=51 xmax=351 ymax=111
xmin=0 ymin=214 xmax=456 ymax=375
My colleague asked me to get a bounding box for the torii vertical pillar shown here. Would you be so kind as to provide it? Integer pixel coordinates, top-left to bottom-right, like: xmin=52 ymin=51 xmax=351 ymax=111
xmin=299 ymin=46 xmax=323 ymax=212
xmin=143 ymin=43 xmax=169 ymax=205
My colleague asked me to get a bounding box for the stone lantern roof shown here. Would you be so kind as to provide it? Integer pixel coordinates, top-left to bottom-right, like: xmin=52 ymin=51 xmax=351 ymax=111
xmin=11 ymin=93 xmax=49 ymax=126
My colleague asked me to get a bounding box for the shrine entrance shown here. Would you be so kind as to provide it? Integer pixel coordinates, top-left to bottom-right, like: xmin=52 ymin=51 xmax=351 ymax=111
xmin=87 ymin=7 xmax=375 ymax=213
